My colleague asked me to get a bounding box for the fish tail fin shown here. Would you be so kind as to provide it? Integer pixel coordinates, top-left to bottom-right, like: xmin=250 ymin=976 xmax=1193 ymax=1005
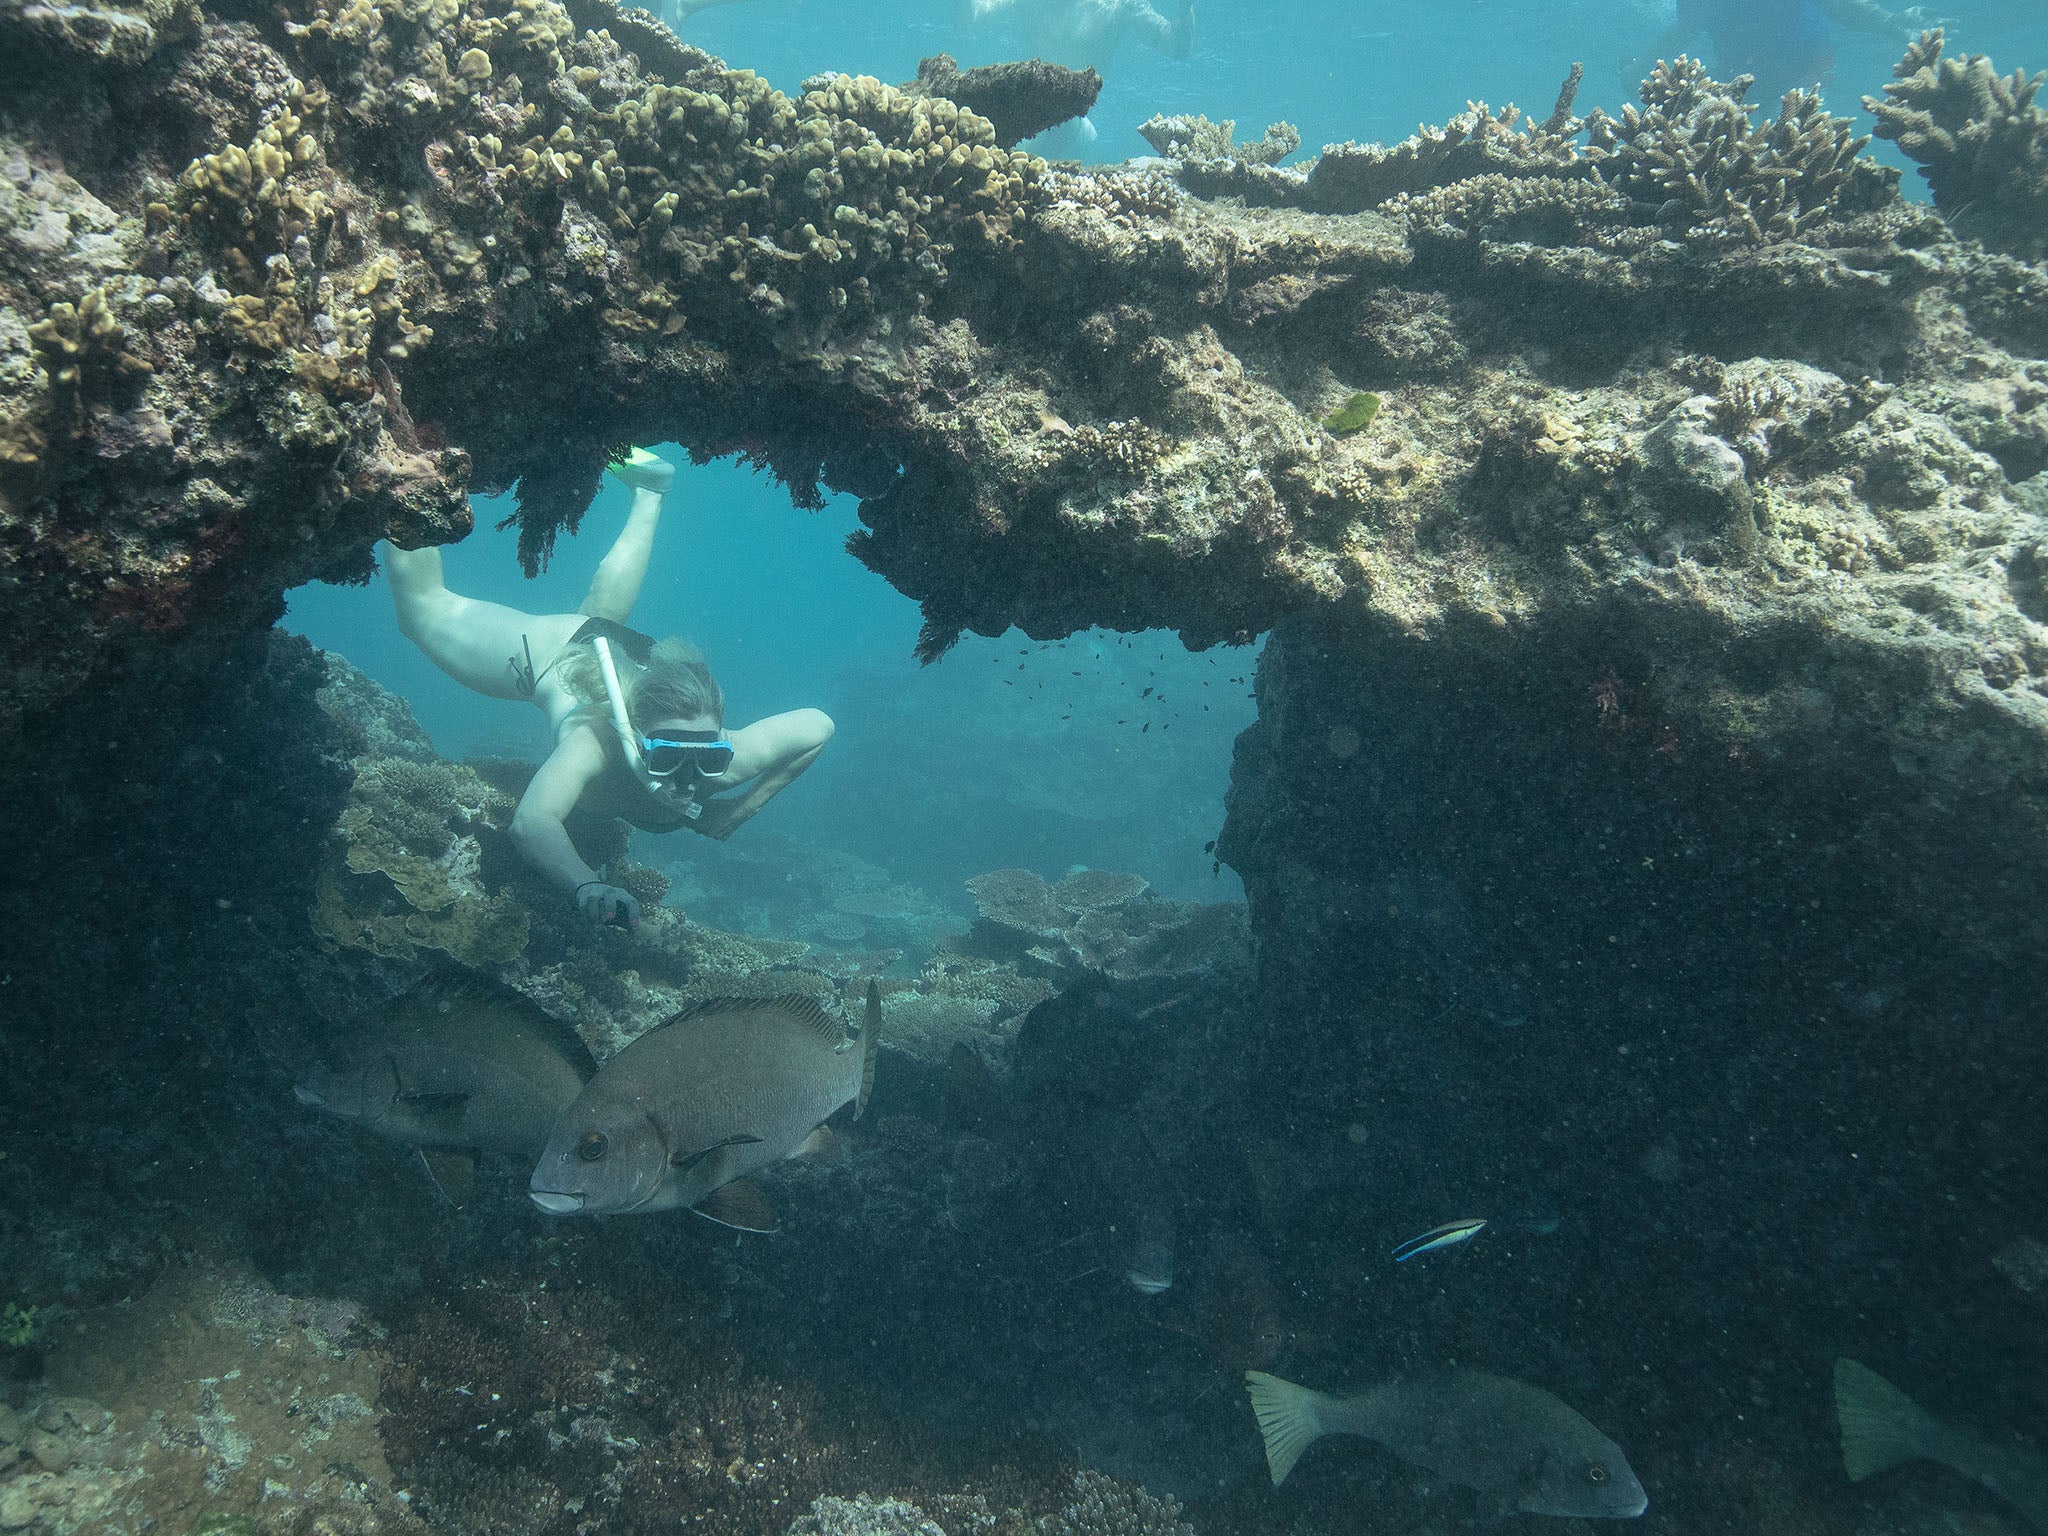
xmin=855 ymin=980 xmax=880 ymax=1121
xmin=1834 ymin=1358 xmax=1949 ymax=1482
xmin=1244 ymin=1370 xmax=1333 ymax=1486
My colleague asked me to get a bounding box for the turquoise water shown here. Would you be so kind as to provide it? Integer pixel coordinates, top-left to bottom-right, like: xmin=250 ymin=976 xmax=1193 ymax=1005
xmin=286 ymin=463 xmax=1257 ymax=908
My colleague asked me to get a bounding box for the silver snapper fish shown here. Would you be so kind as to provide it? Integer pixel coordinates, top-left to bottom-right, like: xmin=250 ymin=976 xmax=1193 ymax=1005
xmin=1245 ymin=1367 xmax=1648 ymax=1520
xmin=529 ymin=982 xmax=880 ymax=1230
xmin=294 ymin=967 xmax=596 ymax=1196
xmin=1835 ymin=1358 xmax=2048 ymax=1533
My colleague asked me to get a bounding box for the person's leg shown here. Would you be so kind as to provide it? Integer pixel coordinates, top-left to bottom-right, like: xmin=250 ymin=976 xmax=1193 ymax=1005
xmin=384 ymin=541 xmax=552 ymax=700
xmin=581 ymin=451 xmax=676 ymax=622
xmin=1124 ymin=0 xmax=1188 ymax=55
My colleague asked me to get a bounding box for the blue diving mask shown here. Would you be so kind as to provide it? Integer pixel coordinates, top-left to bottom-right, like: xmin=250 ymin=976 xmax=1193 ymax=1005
xmin=639 ymin=731 xmax=734 ymax=779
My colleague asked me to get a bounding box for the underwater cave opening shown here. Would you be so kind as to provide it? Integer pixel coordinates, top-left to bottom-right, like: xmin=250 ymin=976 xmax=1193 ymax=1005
xmin=283 ymin=448 xmax=1260 ymax=950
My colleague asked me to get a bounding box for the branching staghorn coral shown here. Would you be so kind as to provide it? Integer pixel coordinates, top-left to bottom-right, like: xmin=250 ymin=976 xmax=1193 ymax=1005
xmin=1307 ymin=64 xmax=1588 ymax=212
xmin=1864 ymin=28 xmax=2048 ymax=261
xmin=1138 ymin=113 xmax=1299 ymax=166
xmin=1584 ymin=57 xmax=1889 ymax=243
xmin=1035 ymin=1471 xmax=1193 ymax=1536
xmin=1155 ymin=58 xmax=1896 ymax=256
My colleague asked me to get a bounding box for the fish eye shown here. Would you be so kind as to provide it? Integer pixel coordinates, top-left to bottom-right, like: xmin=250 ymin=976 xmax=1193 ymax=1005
xmin=1587 ymin=1464 xmax=1609 ymax=1484
xmin=577 ymin=1132 xmax=608 ymax=1162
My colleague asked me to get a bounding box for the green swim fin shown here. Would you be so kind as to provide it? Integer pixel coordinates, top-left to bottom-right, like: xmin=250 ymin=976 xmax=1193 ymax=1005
xmin=606 ymin=446 xmax=675 ymax=493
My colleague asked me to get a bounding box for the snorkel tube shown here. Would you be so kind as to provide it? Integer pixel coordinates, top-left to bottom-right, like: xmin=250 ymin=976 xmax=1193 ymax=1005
xmin=592 ymin=635 xmax=666 ymax=798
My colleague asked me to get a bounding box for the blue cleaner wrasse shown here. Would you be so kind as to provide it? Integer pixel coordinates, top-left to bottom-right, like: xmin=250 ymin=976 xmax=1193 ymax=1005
xmin=1391 ymin=1218 xmax=1487 ymax=1262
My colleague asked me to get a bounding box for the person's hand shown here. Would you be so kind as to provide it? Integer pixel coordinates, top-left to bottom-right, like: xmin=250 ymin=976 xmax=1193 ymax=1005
xmin=575 ymin=882 xmax=641 ymax=928
xmin=687 ymin=800 xmax=742 ymax=841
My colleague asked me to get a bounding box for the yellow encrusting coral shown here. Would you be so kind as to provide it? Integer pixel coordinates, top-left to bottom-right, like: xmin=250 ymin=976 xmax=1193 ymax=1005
xmin=174 ymin=81 xmax=421 ymax=403
xmin=27 ymin=288 xmax=153 ymax=395
xmin=566 ymin=68 xmax=1040 ymax=337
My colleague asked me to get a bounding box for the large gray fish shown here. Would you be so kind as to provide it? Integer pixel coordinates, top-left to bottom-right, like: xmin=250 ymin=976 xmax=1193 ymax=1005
xmin=1245 ymin=1367 xmax=1648 ymax=1520
xmin=294 ymin=966 xmax=597 ymax=1199
xmin=1834 ymin=1358 xmax=2048 ymax=1533
xmin=528 ymin=982 xmax=880 ymax=1231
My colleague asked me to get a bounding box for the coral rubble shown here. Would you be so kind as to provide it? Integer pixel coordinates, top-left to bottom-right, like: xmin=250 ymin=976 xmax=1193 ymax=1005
xmin=373 ymin=1235 xmax=1166 ymax=1536
xmin=1 ymin=1252 xmax=419 ymax=1536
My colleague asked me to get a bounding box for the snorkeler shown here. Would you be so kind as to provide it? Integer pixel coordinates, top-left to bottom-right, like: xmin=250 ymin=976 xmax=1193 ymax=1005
xmin=650 ymin=0 xmax=749 ymax=27
xmin=382 ymin=450 xmax=834 ymax=929
xmin=958 ymin=0 xmax=1193 ymax=68
xmin=1630 ymin=0 xmax=1920 ymax=99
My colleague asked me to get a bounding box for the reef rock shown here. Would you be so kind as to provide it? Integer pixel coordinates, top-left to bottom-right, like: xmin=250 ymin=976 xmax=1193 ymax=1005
xmin=3 ymin=7 xmax=2047 ymax=1036
xmin=962 ymin=866 xmax=1248 ymax=984
xmin=902 ymin=54 xmax=1100 ymax=151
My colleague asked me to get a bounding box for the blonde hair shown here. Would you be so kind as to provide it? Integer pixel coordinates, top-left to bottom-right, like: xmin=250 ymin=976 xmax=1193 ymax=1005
xmin=553 ymin=636 xmax=724 ymax=731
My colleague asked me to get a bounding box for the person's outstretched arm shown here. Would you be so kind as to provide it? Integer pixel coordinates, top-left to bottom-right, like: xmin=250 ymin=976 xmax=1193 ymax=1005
xmin=1625 ymin=0 xmax=1703 ymax=79
xmin=1814 ymin=0 xmax=1913 ymax=40
xmin=689 ymin=708 xmax=835 ymax=841
xmin=510 ymin=726 xmax=640 ymax=924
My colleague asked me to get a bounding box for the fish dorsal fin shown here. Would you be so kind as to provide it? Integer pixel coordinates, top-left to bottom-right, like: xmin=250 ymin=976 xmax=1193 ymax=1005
xmin=663 ymin=994 xmax=847 ymax=1046
xmin=395 ymin=965 xmax=597 ymax=1080
xmin=856 ymin=980 xmax=881 ymax=1121
xmin=670 ymin=1132 xmax=762 ymax=1171
xmin=693 ymin=1177 xmax=780 ymax=1233
xmin=395 ymin=963 xmax=522 ymax=1021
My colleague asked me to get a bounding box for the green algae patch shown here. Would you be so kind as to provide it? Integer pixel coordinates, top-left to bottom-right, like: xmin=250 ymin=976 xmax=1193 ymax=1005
xmin=1323 ymin=391 xmax=1381 ymax=436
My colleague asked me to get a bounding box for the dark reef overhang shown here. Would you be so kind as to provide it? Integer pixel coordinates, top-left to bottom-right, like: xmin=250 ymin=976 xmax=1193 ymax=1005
xmin=2 ymin=4 xmax=2047 ymax=973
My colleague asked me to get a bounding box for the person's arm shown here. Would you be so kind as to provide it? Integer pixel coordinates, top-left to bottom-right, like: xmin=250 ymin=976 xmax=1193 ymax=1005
xmin=1813 ymin=0 xmax=1914 ymax=39
xmin=688 ymin=708 xmax=835 ymax=842
xmin=1125 ymin=0 xmax=1192 ymax=59
xmin=510 ymin=726 xmax=639 ymax=923
xmin=1627 ymin=0 xmax=1701 ymax=77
